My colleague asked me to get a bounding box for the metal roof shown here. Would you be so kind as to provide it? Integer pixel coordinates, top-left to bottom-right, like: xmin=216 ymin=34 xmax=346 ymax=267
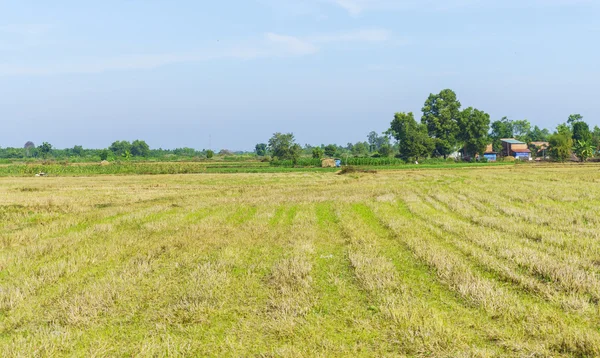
xmin=501 ymin=139 xmax=526 ymax=144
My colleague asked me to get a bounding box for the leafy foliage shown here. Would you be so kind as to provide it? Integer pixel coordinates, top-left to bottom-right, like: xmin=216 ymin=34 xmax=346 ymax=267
xmin=268 ymin=133 xmax=302 ymax=162
xmin=38 ymin=142 xmax=52 ymax=158
xmin=391 ymin=112 xmax=434 ymax=161
xmin=324 ymin=144 xmax=337 ymax=157
xmin=421 ymin=89 xmax=461 ymax=158
xmin=312 ymin=147 xmax=324 ymax=159
xmin=131 ymin=140 xmax=150 ymax=157
xmin=458 ymin=107 xmax=490 ymax=157
xmin=572 ymin=121 xmax=592 ymax=143
xmin=574 ymin=140 xmax=595 ymax=162
xmin=255 ymin=143 xmax=268 ymax=156
xmin=99 ymin=149 xmax=109 ymax=161
xmin=548 ymin=133 xmax=573 ymax=162
xmin=109 ymin=140 xmax=132 ymax=157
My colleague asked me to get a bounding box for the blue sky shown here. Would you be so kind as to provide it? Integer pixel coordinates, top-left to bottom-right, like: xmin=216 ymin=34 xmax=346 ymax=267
xmin=1 ymin=0 xmax=598 ymax=150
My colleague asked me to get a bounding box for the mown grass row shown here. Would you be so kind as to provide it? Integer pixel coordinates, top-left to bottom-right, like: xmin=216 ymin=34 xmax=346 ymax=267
xmin=2 ymin=168 xmax=600 ymax=356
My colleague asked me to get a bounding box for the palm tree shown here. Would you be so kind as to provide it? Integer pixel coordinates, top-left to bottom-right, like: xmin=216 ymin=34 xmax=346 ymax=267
xmin=574 ymin=140 xmax=595 ymax=162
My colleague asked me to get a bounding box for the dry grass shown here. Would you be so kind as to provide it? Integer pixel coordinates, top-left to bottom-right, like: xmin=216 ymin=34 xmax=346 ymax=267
xmin=1 ymin=165 xmax=600 ymax=356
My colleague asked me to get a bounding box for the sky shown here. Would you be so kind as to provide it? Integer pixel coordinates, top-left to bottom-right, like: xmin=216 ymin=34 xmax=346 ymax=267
xmin=0 ymin=0 xmax=599 ymax=151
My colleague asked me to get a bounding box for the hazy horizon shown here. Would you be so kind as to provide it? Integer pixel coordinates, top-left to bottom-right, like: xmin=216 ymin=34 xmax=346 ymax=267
xmin=1 ymin=0 xmax=598 ymax=151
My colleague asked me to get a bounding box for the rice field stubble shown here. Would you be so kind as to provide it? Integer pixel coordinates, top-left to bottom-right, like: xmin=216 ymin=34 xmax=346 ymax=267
xmin=1 ymin=166 xmax=600 ymax=356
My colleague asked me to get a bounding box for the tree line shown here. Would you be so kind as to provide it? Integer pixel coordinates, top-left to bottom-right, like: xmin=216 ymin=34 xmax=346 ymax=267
xmin=262 ymin=89 xmax=600 ymax=163
xmin=0 ymin=140 xmax=226 ymax=161
xmin=3 ymin=89 xmax=598 ymax=164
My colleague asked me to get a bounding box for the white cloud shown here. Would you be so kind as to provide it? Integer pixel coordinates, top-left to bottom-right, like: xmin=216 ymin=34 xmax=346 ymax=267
xmin=328 ymin=0 xmax=595 ymax=15
xmin=0 ymin=28 xmax=393 ymax=76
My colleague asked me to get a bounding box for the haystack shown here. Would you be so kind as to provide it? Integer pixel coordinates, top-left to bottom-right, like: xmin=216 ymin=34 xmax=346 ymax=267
xmin=100 ymin=160 xmax=110 ymax=166
xmin=321 ymin=158 xmax=336 ymax=168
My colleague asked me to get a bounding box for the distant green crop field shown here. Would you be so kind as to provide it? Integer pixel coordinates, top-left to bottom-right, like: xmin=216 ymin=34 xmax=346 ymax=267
xmin=0 ymin=160 xmax=514 ymax=176
xmin=2 ymin=165 xmax=600 ymax=356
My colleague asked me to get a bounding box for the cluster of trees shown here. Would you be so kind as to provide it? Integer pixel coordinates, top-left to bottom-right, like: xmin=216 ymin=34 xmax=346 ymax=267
xmin=0 ymin=140 xmax=226 ymax=161
xmin=547 ymin=115 xmax=600 ymax=162
xmin=259 ymin=89 xmax=599 ymax=163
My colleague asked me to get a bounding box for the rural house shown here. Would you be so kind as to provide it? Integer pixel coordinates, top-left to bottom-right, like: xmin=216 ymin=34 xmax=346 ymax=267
xmin=501 ymin=139 xmax=531 ymax=160
xmin=483 ymin=144 xmax=497 ymax=162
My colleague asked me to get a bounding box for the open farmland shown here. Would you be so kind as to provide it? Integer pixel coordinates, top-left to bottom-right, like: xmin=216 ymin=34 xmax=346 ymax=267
xmin=2 ymin=166 xmax=600 ymax=356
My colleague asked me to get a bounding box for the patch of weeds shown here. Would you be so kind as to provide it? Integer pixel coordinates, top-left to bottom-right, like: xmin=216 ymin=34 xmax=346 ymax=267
xmin=337 ymin=166 xmax=377 ymax=175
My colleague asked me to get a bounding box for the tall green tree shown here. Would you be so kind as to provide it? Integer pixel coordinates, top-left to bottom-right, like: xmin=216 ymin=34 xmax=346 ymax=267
xmin=352 ymin=142 xmax=369 ymax=157
xmin=255 ymin=143 xmax=268 ymax=156
xmin=130 ymin=140 xmax=150 ymax=157
xmin=324 ymin=144 xmax=337 ymax=157
xmin=567 ymin=114 xmax=583 ymax=125
xmin=458 ymin=107 xmax=490 ymax=157
xmin=530 ymin=126 xmax=550 ymax=142
xmin=490 ymin=117 xmax=514 ymax=152
xmin=268 ymin=133 xmax=301 ymax=161
xmin=421 ymin=89 xmax=461 ymax=158
xmin=312 ymin=147 xmax=324 ymax=159
xmin=556 ymin=123 xmax=572 ymax=136
xmin=391 ymin=112 xmax=434 ymax=161
xmin=109 ymin=140 xmax=132 ymax=156
xmin=367 ymin=131 xmax=389 ymax=152
xmin=72 ymin=145 xmax=84 ymax=156
xmin=38 ymin=142 xmax=52 ymax=158
xmin=572 ymin=121 xmax=592 ymax=143
xmin=548 ymin=133 xmax=573 ymax=162
xmin=512 ymin=120 xmax=531 ymax=142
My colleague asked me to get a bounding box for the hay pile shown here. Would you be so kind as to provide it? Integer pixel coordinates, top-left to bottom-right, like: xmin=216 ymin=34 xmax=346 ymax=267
xmin=100 ymin=160 xmax=110 ymax=166
xmin=321 ymin=158 xmax=336 ymax=168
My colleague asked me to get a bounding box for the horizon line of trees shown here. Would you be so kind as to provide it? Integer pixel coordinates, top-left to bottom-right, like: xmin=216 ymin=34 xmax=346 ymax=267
xmin=0 ymin=139 xmax=233 ymax=161
xmin=3 ymin=90 xmax=599 ymax=164
xmin=261 ymin=89 xmax=600 ymax=163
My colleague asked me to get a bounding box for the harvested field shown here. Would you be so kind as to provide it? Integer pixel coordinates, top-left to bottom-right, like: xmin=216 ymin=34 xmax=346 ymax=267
xmin=1 ymin=165 xmax=600 ymax=356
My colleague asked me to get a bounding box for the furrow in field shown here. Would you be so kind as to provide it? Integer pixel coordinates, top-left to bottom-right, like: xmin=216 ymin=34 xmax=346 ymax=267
xmin=409 ymin=190 xmax=599 ymax=320
xmin=371 ymin=196 xmax=600 ymax=357
xmin=337 ymin=203 xmax=509 ymax=356
xmin=419 ymin=184 xmax=600 ymax=302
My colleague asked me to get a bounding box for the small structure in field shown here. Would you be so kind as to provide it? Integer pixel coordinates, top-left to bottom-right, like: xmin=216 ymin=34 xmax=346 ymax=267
xmin=501 ymin=139 xmax=531 ymax=160
xmin=321 ymin=158 xmax=342 ymax=168
xmin=321 ymin=158 xmax=336 ymax=168
xmin=483 ymin=144 xmax=497 ymax=162
xmin=35 ymin=172 xmax=47 ymax=177
xmin=100 ymin=160 xmax=110 ymax=166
